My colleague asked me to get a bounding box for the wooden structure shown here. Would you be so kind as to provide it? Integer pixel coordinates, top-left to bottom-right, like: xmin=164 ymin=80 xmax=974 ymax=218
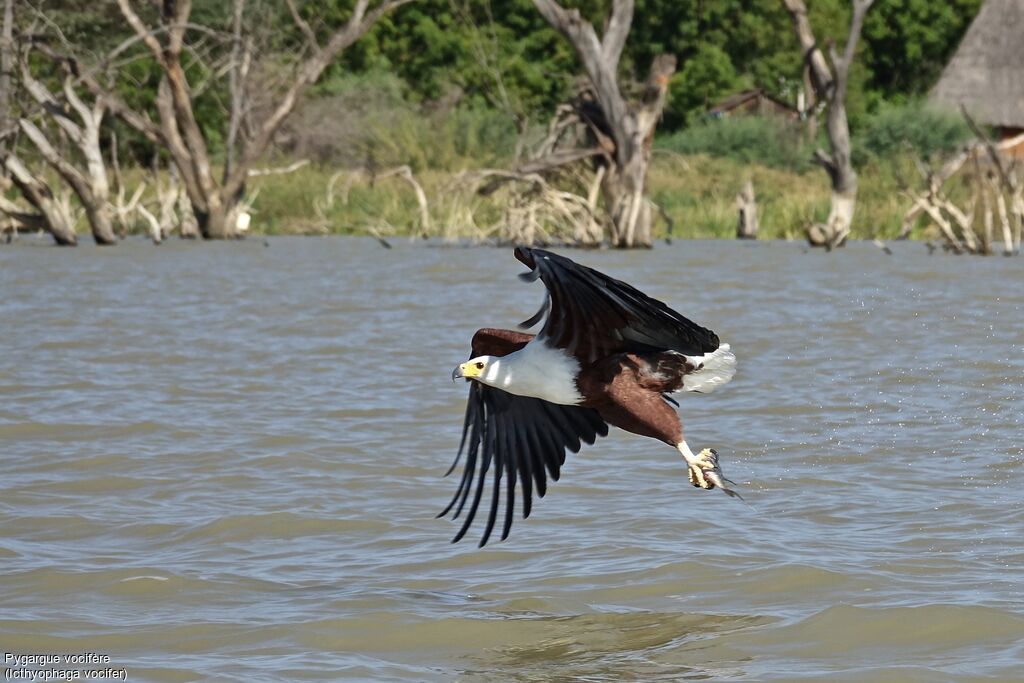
xmin=708 ymin=89 xmax=800 ymax=120
xmin=932 ymin=0 xmax=1024 ymax=158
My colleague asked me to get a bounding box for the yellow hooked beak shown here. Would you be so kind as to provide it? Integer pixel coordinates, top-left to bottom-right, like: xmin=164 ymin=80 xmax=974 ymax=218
xmin=452 ymin=361 xmax=484 ymax=381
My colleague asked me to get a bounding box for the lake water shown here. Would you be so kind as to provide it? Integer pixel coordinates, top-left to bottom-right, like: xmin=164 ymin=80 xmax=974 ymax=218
xmin=1 ymin=236 xmax=1022 ymax=682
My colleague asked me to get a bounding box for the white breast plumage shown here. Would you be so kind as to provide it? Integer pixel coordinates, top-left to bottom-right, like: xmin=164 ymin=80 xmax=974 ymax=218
xmin=485 ymin=340 xmax=583 ymax=405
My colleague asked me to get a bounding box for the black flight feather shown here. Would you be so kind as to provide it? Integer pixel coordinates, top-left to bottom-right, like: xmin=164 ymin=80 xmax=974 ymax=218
xmin=444 ymin=248 xmax=724 ymax=546
xmin=513 ymin=247 xmax=720 ymax=362
xmin=441 ymin=382 xmax=607 ymax=546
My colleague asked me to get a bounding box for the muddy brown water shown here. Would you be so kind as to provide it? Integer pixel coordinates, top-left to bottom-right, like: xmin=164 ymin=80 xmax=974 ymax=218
xmin=1 ymin=237 xmax=1022 ymax=681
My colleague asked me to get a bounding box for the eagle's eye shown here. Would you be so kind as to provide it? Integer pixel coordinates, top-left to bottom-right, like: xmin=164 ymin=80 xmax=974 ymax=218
xmin=475 ymin=362 xmax=485 ymax=370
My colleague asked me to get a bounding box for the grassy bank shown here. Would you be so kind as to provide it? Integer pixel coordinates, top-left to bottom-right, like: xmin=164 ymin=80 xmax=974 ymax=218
xmin=243 ymin=101 xmax=966 ymax=241
xmin=246 ymin=151 xmax=924 ymax=242
xmin=6 ymin=100 xmax=961 ymax=244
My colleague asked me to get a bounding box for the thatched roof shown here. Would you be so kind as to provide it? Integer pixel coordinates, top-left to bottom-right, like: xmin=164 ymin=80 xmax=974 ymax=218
xmin=931 ymin=0 xmax=1024 ymax=129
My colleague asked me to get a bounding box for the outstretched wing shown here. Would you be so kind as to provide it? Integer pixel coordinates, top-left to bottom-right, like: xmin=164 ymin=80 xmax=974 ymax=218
xmin=439 ymin=381 xmax=608 ymax=546
xmin=514 ymin=247 xmax=720 ymax=363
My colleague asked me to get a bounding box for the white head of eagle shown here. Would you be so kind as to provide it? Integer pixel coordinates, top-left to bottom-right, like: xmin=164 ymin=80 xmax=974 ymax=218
xmin=453 ymin=341 xmax=584 ymax=406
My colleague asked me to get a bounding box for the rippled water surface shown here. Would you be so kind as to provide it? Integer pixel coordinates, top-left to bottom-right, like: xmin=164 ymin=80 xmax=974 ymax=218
xmin=2 ymin=237 xmax=1023 ymax=681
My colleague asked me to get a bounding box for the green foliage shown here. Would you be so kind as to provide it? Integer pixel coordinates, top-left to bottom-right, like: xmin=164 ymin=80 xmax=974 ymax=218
xmin=863 ymin=0 xmax=983 ymax=100
xmin=246 ymin=150 xmax=916 ymax=241
xmin=20 ymin=0 xmax=986 ymax=246
xmin=657 ymin=117 xmax=812 ymax=172
xmin=853 ymin=102 xmax=972 ymax=164
xmin=33 ymin=0 xmax=986 ymax=145
xmin=362 ymin=106 xmax=520 ymax=172
xmin=318 ymin=0 xmax=576 ymax=116
xmin=333 ymin=0 xmax=981 ymax=131
xmin=631 ymin=0 xmax=803 ymax=126
xmin=657 ymin=101 xmax=971 ymax=178
xmin=668 ymin=43 xmax=743 ymax=128
xmin=293 ymin=68 xmax=521 ymax=170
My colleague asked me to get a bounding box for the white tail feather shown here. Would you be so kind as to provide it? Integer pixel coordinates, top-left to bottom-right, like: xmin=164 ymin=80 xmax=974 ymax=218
xmin=681 ymin=343 xmax=736 ymax=393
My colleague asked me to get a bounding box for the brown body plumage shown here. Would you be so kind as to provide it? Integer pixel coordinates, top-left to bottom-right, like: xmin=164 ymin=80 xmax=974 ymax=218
xmin=471 ymin=327 xmax=689 ymax=445
xmin=443 ymin=248 xmax=739 ymax=546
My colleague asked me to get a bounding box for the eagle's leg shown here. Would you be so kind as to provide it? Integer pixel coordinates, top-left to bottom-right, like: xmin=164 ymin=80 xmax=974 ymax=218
xmin=677 ymin=441 xmax=742 ymax=499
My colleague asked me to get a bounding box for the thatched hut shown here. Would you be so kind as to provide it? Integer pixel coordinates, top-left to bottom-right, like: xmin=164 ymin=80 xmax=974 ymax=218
xmin=931 ymin=0 xmax=1024 ymax=156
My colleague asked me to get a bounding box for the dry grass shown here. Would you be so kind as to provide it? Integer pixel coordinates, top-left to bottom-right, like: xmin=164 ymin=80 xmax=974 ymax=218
xmin=244 ymin=152 xmax=922 ymax=242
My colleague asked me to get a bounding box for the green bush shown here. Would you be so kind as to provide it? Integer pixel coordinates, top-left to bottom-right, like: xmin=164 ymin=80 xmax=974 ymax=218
xmin=656 ymin=116 xmax=811 ymax=172
xmin=285 ymin=69 xmax=520 ymax=170
xmin=854 ymin=102 xmax=971 ymax=164
xmin=364 ymin=106 xmax=519 ymax=171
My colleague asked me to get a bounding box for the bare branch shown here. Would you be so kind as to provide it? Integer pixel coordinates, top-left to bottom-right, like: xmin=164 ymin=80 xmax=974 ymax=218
xmin=0 ymin=0 xmax=13 ymax=151
xmin=2 ymin=153 xmax=78 ymax=244
xmin=531 ymin=0 xmax=628 ymax=162
xmin=224 ymin=0 xmax=414 ymax=198
xmin=247 ymin=158 xmax=310 ymax=176
xmin=163 ymin=0 xmax=193 ymax=58
xmin=115 ymin=0 xmax=164 ymax=62
xmin=32 ymin=42 xmax=164 ymax=145
xmin=844 ymin=0 xmax=875 ymax=66
xmin=962 ymin=106 xmax=1018 ymax=192
xmin=62 ymin=78 xmax=97 ymax=125
xmin=781 ymin=0 xmax=834 ymax=98
xmin=478 ymin=147 xmax=605 ymax=195
xmin=375 ymin=165 xmax=430 ymax=236
xmin=20 ymin=64 xmax=85 ymax=144
xmin=601 ymin=0 xmax=633 ymax=69
xmin=225 ymin=0 xmax=248 ymax=181
xmin=811 ymin=147 xmax=838 ymax=181
xmin=19 ymin=119 xmax=92 ymax=203
xmin=285 ymin=0 xmax=320 ymax=52
xmin=834 ymin=0 xmax=874 ymax=101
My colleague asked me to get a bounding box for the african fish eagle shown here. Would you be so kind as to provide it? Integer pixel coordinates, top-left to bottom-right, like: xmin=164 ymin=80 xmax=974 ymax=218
xmin=444 ymin=247 xmax=739 ymax=546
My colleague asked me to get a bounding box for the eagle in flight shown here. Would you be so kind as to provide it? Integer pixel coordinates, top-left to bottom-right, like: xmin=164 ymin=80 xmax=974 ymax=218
xmin=443 ymin=247 xmax=738 ymax=546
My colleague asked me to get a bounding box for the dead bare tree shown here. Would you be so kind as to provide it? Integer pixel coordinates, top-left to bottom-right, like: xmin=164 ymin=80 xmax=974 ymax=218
xmin=0 ymin=0 xmax=50 ymax=243
xmin=1 ymin=152 xmax=79 ymax=244
xmin=903 ymin=121 xmax=1024 ymax=256
xmin=18 ymin=66 xmax=118 ymax=244
xmin=486 ymin=170 xmax=603 ymax=246
xmin=99 ymin=0 xmax=412 ymax=240
xmin=526 ymin=0 xmax=675 ymax=248
xmin=0 ymin=3 xmax=82 ymax=245
xmin=457 ymin=101 xmax=606 ymax=246
xmin=963 ymin=110 xmax=1023 ymax=255
xmin=782 ymin=0 xmax=874 ymax=249
xmin=0 ymin=0 xmax=11 ymax=153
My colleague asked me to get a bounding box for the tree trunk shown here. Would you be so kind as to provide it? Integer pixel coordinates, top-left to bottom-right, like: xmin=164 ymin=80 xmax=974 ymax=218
xmin=529 ymin=1 xmax=673 ymax=248
xmin=114 ymin=0 xmax=410 ymax=241
xmin=2 ymin=155 xmax=78 ymax=245
xmin=736 ymin=179 xmax=759 ymax=239
xmin=0 ymin=0 xmax=12 ymax=153
xmin=177 ymin=186 xmax=200 ymax=238
xmin=19 ymin=71 xmax=118 ymax=245
xmin=604 ymin=160 xmax=651 ymax=248
xmin=816 ymin=189 xmax=854 ymax=249
xmin=196 ymin=197 xmax=231 ymax=239
xmin=813 ymin=102 xmax=858 ymax=248
xmin=783 ymin=0 xmax=873 ymax=249
xmin=82 ymin=202 xmax=117 ymax=245
xmin=19 ymin=118 xmax=117 ymax=246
